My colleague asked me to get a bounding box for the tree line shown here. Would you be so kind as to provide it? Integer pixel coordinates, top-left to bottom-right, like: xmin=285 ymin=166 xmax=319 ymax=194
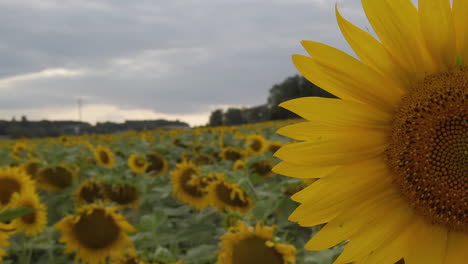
xmin=208 ymin=75 xmax=335 ymax=126
xmin=0 ymin=117 xmax=189 ymax=138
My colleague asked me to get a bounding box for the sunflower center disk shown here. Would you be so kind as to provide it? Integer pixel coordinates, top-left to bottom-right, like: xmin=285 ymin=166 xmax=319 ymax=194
xmin=387 ymin=67 xmax=467 ymax=232
xmin=232 ymin=237 xmax=283 ymax=264
xmin=73 ymin=209 xmax=120 ymax=249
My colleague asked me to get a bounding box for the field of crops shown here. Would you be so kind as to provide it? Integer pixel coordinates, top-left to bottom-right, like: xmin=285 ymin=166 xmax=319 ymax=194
xmin=0 ymin=120 xmax=343 ymax=264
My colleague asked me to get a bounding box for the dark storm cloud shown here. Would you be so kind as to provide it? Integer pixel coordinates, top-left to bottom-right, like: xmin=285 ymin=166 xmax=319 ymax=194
xmin=0 ymin=0 xmax=365 ymax=123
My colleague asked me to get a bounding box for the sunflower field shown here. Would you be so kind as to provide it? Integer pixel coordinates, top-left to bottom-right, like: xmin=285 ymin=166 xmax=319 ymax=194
xmin=0 ymin=120 xmax=342 ymax=264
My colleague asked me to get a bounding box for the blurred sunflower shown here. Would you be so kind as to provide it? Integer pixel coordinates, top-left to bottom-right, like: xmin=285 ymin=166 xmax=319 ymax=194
xmin=20 ymin=160 xmax=41 ymax=179
xmin=127 ymin=154 xmax=149 ymax=174
xmin=232 ymin=160 xmax=246 ymax=171
xmin=55 ymin=204 xmax=135 ymax=264
xmin=193 ymin=153 xmax=215 ymax=165
xmin=267 ymin=141 xmax=283 ymax=154
xmin=219 ymin=147 xmax=244 ymax=162
xmin=248 ymin=159 xmax=274 ymax=177
xmin=0 ymin=167 xmax=36 ymax=207
xmin=206 ymin=174 xmax=254 ymax=215
xmin=145 ymin=152 xmax=168 ymax=176
xmin=0 ymin=226 xmax=11 ymax=262
xmin=74 ymin=179 xmax=107 ymax=207
xmin=170 ymin=160 xmax=209 ymax=210
xmin=104 ymin=183 xmax=140 ymax=208
xmin=245 ymin=135 xmax=267 ymax=154
xmin=36 ymin=165 xmax=76 ymax=192
xmin=274 ymin=1 xmax=468 ymax=263
xmin=216 ymin=221 xmax=296 ymax=264
xmin=9 ymin=192 xmax=47 ymax=237
xmin=94 ymin=146 xmax=116 ymax=168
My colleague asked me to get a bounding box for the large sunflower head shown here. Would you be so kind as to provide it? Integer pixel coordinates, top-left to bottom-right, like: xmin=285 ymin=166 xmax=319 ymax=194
xmin=170 ymin=160 xmax=210 ymax=210
xmin=54 ymin=204 xmax=135 ymax=264
xmin=36 ymin=165 xmax=76 ymax=192
xmin=216 ymin=221 xmax=296 ymax=264
xmin=9 ymin=192 xmax=47 ymax=237
xmin=127 ymin=154 xmax=149 ymax=174
xmin=74 ymin=179 xmax=107 ymax=207
xmin=206 ymin=174 xmax=254 ymax=215
xmin=0 ymin=167 xmax=36 ymax=208
xmin=94 ymin=146 xmax=116 ymax=168
xmin=274 ymin=1 xmax=468 ymax=263
xmin=145 ymin=152 xmax=168 ymax=177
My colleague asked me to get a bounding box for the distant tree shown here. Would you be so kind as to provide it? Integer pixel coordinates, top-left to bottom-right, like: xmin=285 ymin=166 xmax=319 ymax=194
xmin=242 ymin=105 xmax=269 ymax=123
xmin=267 ymin=75 xmax=335 ymax=119
xmin=208 ymin=109 xmax=224 ymax=126
xmin=224 ymin=108 xmax=244 ymax=125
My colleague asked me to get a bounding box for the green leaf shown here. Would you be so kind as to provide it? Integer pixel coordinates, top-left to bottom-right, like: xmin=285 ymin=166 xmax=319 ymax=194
xmin=0 ymin=207 xmax=35 ymax=222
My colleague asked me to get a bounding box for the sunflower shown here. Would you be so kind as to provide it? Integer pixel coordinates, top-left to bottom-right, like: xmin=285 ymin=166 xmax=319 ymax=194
xmin=0 ymin=226 xmax=11 ymax=261
xmin=145 ymin=152 xmax=168 ymax=176
xmin=170 ymin=160 xmax=210 ymax=210
xmin=232 ymin=160 xmax=246 ymax=171
xmin=274 ymin=1 xmax=468 ymax=263
xmin=55 ymin=204 xmax=135 ymax=264
xmin=0 ymin=167 xmax=36 ymax=208
xmin=104 ymin=183 xmax=140 ymax=208
xmin=74 ymin=179 xmax=107 ymax=207
xmin=267 ymin=141 xmax=283 ymax=154
xmin=127 ymin=154 xmax=149 ymax=174
xmin=20 ymin=160 xmax=41 ymax=179
xmin=219 ymin=147 xmax=244 ymax=162
xmin=9 ymin=192 xmax=47 ymax=237
xmin=94 ymin=146 xmax=116 ymax=168
xmin=245 ymin=135 xmax=267 ymax=154
xmin=216 ymin=221 xmax=296 ymax=264
xmin=36 ymin=165 xmax=76 ymax=192
xmin=206 ymin=174 xmax=254 ymax=215
xmin=248 ymin=159 xmax=274 ymax=177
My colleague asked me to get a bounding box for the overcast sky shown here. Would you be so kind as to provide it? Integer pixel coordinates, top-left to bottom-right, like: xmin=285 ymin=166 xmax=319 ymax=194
xmin=0 ymin=0 xmax=368 ymax=126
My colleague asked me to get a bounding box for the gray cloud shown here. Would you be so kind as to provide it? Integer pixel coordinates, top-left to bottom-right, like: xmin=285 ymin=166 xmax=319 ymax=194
xmin=0 ymin=0 xmax=367 ymax=124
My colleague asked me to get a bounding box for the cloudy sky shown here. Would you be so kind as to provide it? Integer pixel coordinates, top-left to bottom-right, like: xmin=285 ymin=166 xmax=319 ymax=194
xmin=0 ymin=0 xmax=369 ymax=126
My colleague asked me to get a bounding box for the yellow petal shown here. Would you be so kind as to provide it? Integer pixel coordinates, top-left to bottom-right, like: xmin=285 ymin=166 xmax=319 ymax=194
xmin=277 ymin=121 xmax=387 ymax=142
xmin=362 ymin=220 xmax=415 ymax=264
xmin=334 ymin=201 xmax=414 ymax=263
xmin=444 ymin=231 xmax=468 ymax=264
xmin=299 ymin=41 xmax=403 ymax=109
xmin=335 ymin=5 xmax=410 ymax=88
xmin=280 ymin=97 xmax=391 ymax=128
xmin=274 ymin=132 xmax=386 ymax=166
xmin=453 ymin=0 xmax=468 ymax=63
xmin=305 ymin=187 xmax=401 ymax=251
xmin=291 ymin=158 xmax=391 ymax=203
xmin=362 ymin=0 xmax=436 ymax=79
xmin=405 ymin=221 xmax=447 ymax=264
xmin=419 ymin=0 xmax=457 ymax=68
xmin=272 ymin=161 xmax=338 ymax=179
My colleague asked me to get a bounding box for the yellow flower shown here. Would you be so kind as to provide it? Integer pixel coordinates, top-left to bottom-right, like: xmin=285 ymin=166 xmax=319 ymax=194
xmin=170 ymin=160 xmax=210 ymax=210
xmin=274 ymin=1 xmax=468 ymax=263
xmin=219 ymin=147 xmax=244 ymax=162
xmin=9 ymin=192 xmax=47 ymax=237
xmin=94 ymin=146 xmax=116 ymax=168
xmin=36 ymin=165 xmax=76 ymax=192
xmin=206 ymin=173 xmax=254 ymax=215
xmin=232 ymin=160 xmax=246 ymax=171
xmin=127 ymin=154 xmax=149 ymax=174
xmin=245 ymin=135 xmax=267 ymax=154
xmin=216 ymin=221 xmax=296 ymax=264
xmin=104 ymin=183 xmax=140 ymax=208
xmin=0 ymin=222 xmax=13 ymax=261
xmin=0 ymin=167 xmax=36 ymax=208
xmin=248 ymin=159 xmax=274 ymax=177
xmin=55 ymin=204 xmax=135 ymax=264
xmin=20 ymin=160 xmax=41 ymax=179
xmin=145 ymin=152 xmax=169 ymax=176
xmin=74 ymin=179 xmax=107 ymax=207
